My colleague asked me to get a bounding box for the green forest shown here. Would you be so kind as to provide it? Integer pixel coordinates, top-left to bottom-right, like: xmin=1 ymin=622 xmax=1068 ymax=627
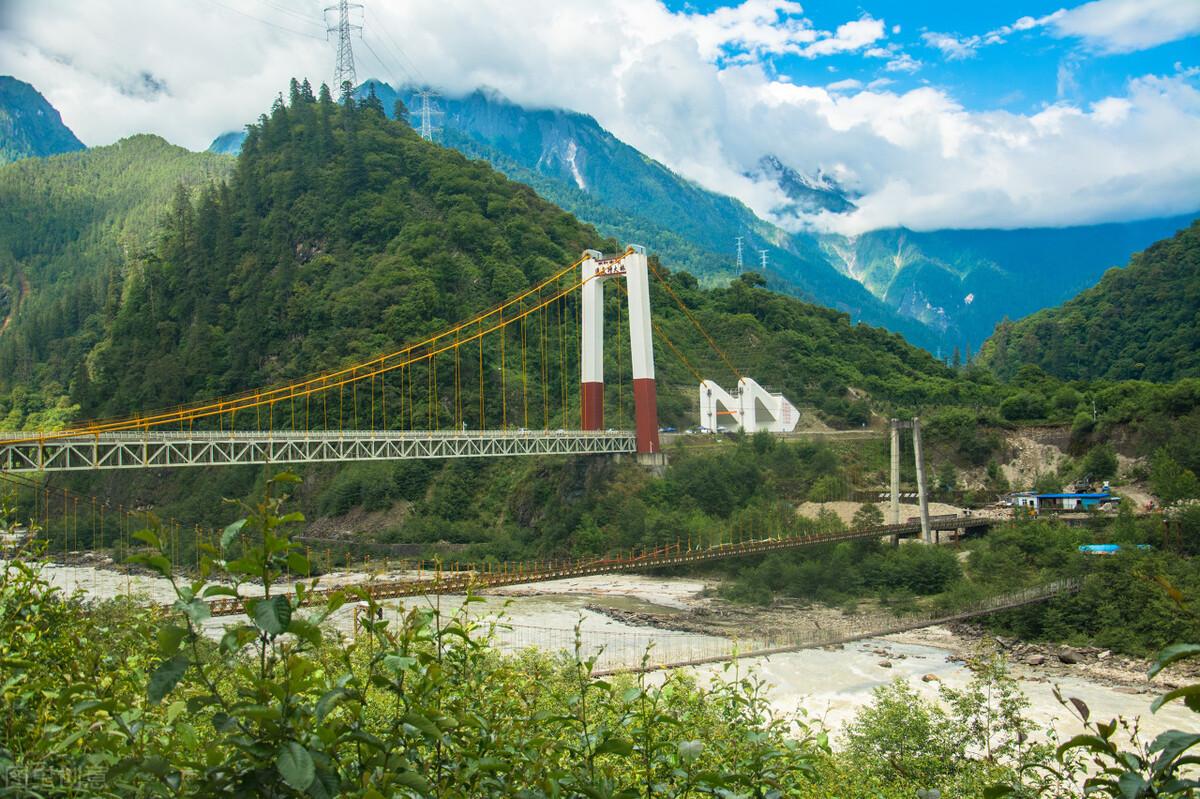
xmin=980 ymin=220 xmax=1200 ymax=382
xmin=2 ymin=82 xmax=1200 ymax=797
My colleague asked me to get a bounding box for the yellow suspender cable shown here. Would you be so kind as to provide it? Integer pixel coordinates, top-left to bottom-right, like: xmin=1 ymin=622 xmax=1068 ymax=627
xmin=647 ymin=260 xmax=742 ymax=381
xmin=541 ymin=306 xmax=549 ymax=428
xmin=500 ymin=307 xmax=507 ymax=429
xmin=521 ymin=309 xmax=528 ymax=429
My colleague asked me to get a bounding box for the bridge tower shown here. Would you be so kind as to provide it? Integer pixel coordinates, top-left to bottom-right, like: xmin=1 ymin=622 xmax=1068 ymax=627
xmin=580 ymin=246 xmax=660 ymax=459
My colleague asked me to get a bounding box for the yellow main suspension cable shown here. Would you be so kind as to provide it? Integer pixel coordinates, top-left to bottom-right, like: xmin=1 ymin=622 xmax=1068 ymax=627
xmin=646 ymin=259 xmax=742 ymax=381
xmin=10 ymin=255 xmax=591 ymax=443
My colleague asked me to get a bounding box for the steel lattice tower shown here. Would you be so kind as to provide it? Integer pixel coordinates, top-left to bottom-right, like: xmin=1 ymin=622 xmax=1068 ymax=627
xmin=325 ymin=1 xmax=362 ymax=91
xmin=415 ymin=88 xmax=442 ymax=141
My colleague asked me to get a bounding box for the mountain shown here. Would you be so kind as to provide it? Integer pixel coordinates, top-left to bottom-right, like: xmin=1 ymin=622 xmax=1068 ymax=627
xmin=207 ymin=130 xmax=246 ymax=155
xmin=748 ymin=154 xmax=856 ymax=217
xmin=0 ymin=76 xmax=85 ymax=164
xmin=350 ymin=80 xmax=1195 ymax=356
xmin=77 ymin=84 xmax=962 ymax=421
xmin=978 ymin=220 xmax=1200 ymax=382
xmin=0 ymin=134 xmax=232 ymax=425
xmin=820 ymin=217 xmax=1197 ymax=353
xmin=358 ymin=81 xmax=940 ymax=349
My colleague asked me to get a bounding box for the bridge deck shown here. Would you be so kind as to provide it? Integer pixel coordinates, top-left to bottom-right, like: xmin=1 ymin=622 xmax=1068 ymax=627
xmin=0 ymin=429 xmax=637 ymax=472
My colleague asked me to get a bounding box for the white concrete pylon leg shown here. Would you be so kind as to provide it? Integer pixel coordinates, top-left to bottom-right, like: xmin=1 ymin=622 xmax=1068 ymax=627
xmin=700 ymin=380 xmax=740 ymax=432
xmin=580 ymin=250 xmax=604 ymax=430
xmin=623 ymin=246 xmax=660 ymax=454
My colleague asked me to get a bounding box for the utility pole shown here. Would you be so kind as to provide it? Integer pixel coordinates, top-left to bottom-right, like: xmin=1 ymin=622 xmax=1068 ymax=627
xmin=414 ymin=88 xmax=442 ymax=141
xmin=912 ymin=416 xmax=931 ymax=543
xmin=889 ymin=418 xmax=901 ymax=539
xmin=735 ymin=236 xmax=744 ymax=274
xmin=325 ymin=0 xmax=362 ymax=91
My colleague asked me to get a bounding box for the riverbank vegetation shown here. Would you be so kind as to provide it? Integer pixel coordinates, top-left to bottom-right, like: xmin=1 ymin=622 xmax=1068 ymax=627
xmin=4 ymin=476 xmax=1199 ymax=798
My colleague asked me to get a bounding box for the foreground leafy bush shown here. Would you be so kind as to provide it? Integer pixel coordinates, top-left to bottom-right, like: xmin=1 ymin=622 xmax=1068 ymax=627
xmin=2 ymin=475 xmax=824 ymax=797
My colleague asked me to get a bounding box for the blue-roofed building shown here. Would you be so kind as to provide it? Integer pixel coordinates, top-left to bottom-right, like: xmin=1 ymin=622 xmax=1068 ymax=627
xmin=1008 ymin=485 xmax=1121 ymax=513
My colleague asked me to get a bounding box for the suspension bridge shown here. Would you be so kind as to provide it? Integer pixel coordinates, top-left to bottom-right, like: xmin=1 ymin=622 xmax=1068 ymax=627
xmin=0 ymin=244 xmax=1008 ymax=616
xmin=0 ymin=246 xmax=683 ymax=471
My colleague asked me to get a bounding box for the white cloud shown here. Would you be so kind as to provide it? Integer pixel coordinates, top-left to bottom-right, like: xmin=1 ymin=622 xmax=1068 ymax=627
xmin=0 ymin=0 xmax=1196 ymax=236
xmin=826 ymin=78 xmax=862 ymax=92
xmin=1050 ymin=0 xmax=1200 ymax=53
xmin=885 ymin=53 xmax=921 ymax=73
xmin=797 ymin=16 xmax=885 ymax=58
xmin=921 ymin=31 xmax=983 ymax=60
xmin=923 ymin=0 xmax=1200 ymax=62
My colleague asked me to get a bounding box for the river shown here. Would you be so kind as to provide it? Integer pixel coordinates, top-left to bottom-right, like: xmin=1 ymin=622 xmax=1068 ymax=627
xmin=29 ymin=563 xmax=1195 ymax=744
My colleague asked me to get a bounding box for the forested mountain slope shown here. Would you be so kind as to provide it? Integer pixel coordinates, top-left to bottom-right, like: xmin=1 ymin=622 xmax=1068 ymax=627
xmin=0 ymin=135 xmax=231 ymax=427
xmin=0 ymin=76 xmax=85 ymax=164
xmin=979 ymin=220 xmax=1200 ymax=382
xmin=70 ymin=83 xmax=966 ymax=425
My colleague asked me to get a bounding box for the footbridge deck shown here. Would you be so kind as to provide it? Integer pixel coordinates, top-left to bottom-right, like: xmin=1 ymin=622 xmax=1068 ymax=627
xmin=208 ymin=514 xmax=997 ymax=616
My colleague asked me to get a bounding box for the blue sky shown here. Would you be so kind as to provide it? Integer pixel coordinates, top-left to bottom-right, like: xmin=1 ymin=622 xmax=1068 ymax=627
xmin=667 ymin=0 xmax=1199 ymax=111
xmin=2 ymin=0 xmax=1197 ymax=232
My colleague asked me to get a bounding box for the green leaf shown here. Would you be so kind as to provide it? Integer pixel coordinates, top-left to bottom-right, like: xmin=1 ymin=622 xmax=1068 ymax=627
xmin=201 ymin=584 xmax=240 ymax=599
xmin=129 ymin=553 xmax=172 ymax=578
xmin=279 ymin=511 xmax=306 ymax=524
xmin=148 ymin=654 xmax=189 ymax=704
xmin=287 ymin=551 xmax=311 ymax=575
xmin=287 ymin=618 xmax=323 ymax=647
xmin=315 ymin=689 xmax=347 ymax=723
xmin=253 ymin=595 xmax=292 ymax=636
xmin=273 ymin=471 xmax=303 ymax=484
xmin=595 ymin=738 xmax=633 ymax=756
xmin=983 ymin=786 xmax=1014 ymax=799
xmin=1117 ymin=772 xmax=1148 ymax=799
xmin=307 ymin=767 xmax=340 ymax=799
xmin=403 ymin=712 xmax=442 ymax=740
xmin=220 ymin=518 xmax=247 ymax=553
xmin=383 ymin=655 xmax=417 ymax=675
xmin=678 ymin=740 xmax=703 ymax=764
xmin=1151 ymin=684 xmax=1200 ymax=714
xmin=1149 ymin=730 xmax=1200 ymax=762
xmin=1057 ymin=734 xmax=1112 ymax=761
xmin=276 ymin=742 xmax=315 ymax=791
xmin=132 ymin=528 xmax=162 ymax=549
xmin=157 ymin=624 xmax=188 ymax=657
xmin=1149 ymin=644 xmax=1200 ymax=679
xmin=393 ymin=771 xmax=432 ymax=793
xmin=176 ymin=599 xmax=211 ymax=625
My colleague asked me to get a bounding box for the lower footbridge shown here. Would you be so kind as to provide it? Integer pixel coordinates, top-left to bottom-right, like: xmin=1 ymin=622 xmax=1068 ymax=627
xmin=207 ymin=514 xmax=998 ymax=616
xmin=575 ymin=579 xmax=1079 ymax=675
xmin=0 ymin=429 xmax=637 ymax=472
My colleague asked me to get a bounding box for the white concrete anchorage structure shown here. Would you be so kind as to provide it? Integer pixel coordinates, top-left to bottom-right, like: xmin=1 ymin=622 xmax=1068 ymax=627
xmin=698 ymin=378 xmax=800 ymax=433
xmin=580 ymin=246 xmax=661 ymax=459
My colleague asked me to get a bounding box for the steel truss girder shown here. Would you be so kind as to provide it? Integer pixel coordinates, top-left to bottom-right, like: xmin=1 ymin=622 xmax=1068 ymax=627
xmin=0 ymin=430 xmax=637 ymax=472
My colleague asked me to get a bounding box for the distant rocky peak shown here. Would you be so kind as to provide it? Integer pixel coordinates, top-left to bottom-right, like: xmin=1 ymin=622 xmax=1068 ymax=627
xmin=0 ymin=75 xmax=86 ymax=163
xmin=749 ymin=154 xmax=856 ymax=218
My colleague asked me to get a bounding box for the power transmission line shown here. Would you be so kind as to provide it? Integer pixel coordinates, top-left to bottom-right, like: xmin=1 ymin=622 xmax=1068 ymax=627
xmin=365 ymin=7 xmax=425 ymax=86
xmin=202 ymin=0 xmax=326 ymax=40
xmin=735 ymin=236 xmax=743 ymax=274
xmin=253 ymin=0 xmax=325 ymax=28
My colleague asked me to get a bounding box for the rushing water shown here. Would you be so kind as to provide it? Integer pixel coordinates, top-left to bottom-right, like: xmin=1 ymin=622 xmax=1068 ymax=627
xmin=28 ymin=562 xmax=1195 ymax=742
